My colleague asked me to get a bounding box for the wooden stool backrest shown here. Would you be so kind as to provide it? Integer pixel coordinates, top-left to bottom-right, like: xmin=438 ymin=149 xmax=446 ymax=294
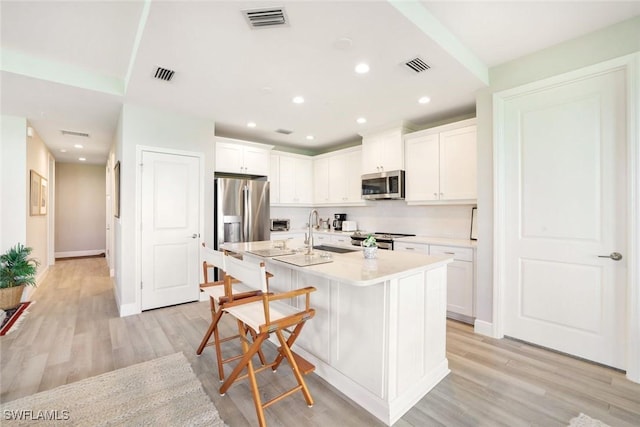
xmin=224 ymin=255 xmax=268 ymax=293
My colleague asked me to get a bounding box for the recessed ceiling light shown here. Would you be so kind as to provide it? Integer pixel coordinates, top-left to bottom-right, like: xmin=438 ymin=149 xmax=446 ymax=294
xmin=78 ymin=157 xmax=86 ymax=162
xmin=60 ymin=149 xmax=67 ymax=153
xmin=356 ymin=117 xmax=367 ymax=124
xmin=355 ymin=63 xmax=370 ymax=74
xmin=292 ymin=96 xmax=305 ymax=104
xmin=418 ymin=96 xmax=431 ymax=104
xmin=247 ymin=122 xmax=257 ymax=128
xmin=306 ymin=135 xmax=314 ymax=140
xmin=74 ymin=144 xmax=83 ymax=149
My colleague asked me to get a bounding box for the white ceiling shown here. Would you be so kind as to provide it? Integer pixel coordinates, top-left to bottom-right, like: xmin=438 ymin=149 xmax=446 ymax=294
xmin=1 ymin=1 xmax=639 ymax=165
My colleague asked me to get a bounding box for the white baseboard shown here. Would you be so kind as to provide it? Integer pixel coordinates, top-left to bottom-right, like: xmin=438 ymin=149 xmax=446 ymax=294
xmin=474 ymin=319 xmax=495 ymax=337
xmin=55 ymin=249 xmax=106 ymax=258
xmin=119 ymin=302 xmax=140 ymax=317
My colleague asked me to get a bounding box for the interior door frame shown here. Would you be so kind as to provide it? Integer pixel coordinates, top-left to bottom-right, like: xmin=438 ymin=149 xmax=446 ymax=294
xmin=135 ymin=145 xmax=204 ymax=313
xmin=493 ymin=53 xmax=640 ymax=383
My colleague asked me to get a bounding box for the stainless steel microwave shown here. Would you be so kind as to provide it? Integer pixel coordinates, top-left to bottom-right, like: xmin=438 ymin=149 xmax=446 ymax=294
xmin=361 ymin=170 xmax=405 ymax=200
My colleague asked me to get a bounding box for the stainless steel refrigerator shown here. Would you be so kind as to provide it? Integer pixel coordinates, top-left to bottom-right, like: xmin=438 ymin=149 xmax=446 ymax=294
xmin=214 ymin=177 xmax=270 ymax=250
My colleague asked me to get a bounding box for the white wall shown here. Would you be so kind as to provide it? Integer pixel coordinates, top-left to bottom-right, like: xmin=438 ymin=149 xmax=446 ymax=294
xmin=475 ymin=16 xmax=640 ymax=324
xmin=0 ymin=115 xmax=27 ymax=252
xmin=113 ymin=103 xmax=215 ymax=315
xmin=55 ymin=163 xmax=106 ymax=257
xmin=25 ymin=124 xmax=52 ymax=280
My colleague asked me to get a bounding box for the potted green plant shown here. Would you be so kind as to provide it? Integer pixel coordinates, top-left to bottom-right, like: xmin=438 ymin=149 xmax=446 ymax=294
xmin=361 ymin=234 xmax=378 ymax=259
xmin=0 ymin=243 xmax=39 ymax=310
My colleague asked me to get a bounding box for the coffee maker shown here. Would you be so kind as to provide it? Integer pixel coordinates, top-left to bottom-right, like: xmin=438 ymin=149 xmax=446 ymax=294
xmin=333 ymin=213 xmax=347 ymax=231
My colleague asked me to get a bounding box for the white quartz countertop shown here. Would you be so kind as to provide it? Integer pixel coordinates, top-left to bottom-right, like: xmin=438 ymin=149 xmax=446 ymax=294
xmin=271 ymin=229 xmax=354 ymax=236
xmin=220 ymin=240 xmax=452 ymax=287
xmin=394 ymin=235 xmax=477 ymax=248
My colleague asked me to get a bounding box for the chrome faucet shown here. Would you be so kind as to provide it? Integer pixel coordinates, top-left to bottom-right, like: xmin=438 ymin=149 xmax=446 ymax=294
xmin=305 ymin=209 xmax=319 ymax=255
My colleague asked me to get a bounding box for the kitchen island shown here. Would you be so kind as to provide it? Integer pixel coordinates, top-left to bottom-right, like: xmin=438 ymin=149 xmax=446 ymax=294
xmin=220 ymin=240 xmax=452 ymax=425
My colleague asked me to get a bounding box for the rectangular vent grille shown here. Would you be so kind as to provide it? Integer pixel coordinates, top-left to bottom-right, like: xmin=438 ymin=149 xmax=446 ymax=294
xmin=243 ymin=7 xmax=288 ymax=28
xmin=275 ymin=128 xmax=293 ymax=135
xmin=404 ymin=57 xmax=431 ymax=73
xmin=61 ymin=130 xmax=90 ymax=138
xmin=154 ymin=67 xmax=175 ymax=82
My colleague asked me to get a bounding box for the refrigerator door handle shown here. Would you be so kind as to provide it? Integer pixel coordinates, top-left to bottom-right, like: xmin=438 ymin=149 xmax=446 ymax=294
xmin=243 ymin=184 xmax=250 ymax=241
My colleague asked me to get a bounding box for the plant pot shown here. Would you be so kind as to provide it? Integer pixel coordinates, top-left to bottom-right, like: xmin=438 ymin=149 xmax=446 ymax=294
xmin=0 ymin=285 xmax=25 ymax=310
xmin=363 ymin=246 xmax=378 ymax=259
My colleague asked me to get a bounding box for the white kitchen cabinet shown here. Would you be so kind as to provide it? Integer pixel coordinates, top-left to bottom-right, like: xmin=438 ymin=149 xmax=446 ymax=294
xmin=393 ymin=241 xmax=430 ymax=255
xmin=313 ymin=147 xmax=364 ymax=205
xmin=313 ymin=157 xmax=330 ymax=203
xmin=274 ymin=152 xmax=313 ymax=205
xmin=405 ymin=119 xmax=477 ymax=204
xmin=429 ymin=245 xmax=474 ymax=319
xmin=269 ymin=154 xmax=280 ymax=203
xmin=215 ymin=138 xmax=272 ymax=176
xmin=361 ymin=125 xmax=413 ymax=175
xmin=395 ymin=241 xmax=474 ymax=321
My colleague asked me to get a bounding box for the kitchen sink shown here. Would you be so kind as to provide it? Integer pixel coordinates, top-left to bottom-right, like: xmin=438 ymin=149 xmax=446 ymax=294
xmin=313 ymin=245 xmax=359 ymax=254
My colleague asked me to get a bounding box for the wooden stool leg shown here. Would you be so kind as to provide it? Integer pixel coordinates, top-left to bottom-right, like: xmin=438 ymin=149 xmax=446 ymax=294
xmin=271 ymin=321 xmax=305 ymax=371
xmin=275 ymin=329 xmax=314 ymax=407
xmin=196 ymin=297 xmax=219 ymax=355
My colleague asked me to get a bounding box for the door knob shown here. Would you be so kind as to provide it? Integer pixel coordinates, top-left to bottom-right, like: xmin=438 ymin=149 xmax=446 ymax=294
xmin=598 ymin=252 xmax=623 ymax=261
xmin=191 ymin=233 xmax=198 ymax=239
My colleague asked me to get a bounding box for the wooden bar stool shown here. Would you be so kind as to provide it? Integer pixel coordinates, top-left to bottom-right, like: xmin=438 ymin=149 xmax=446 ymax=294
xmin=219 ymin=255 xmax=316 ymax=427
xmin=196 ymin=245 xmax=267 ymax=381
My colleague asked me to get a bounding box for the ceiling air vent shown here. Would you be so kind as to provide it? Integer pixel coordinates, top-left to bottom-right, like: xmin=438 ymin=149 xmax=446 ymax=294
xmin=242 ymin=7 xmax=288 ymax=28
xmin=154 ymin=66 xmax=175 ymax=82
xmin=275 ymin=128 xmax=293 ymax=135
xmin=61 ymin=130 xmax=90 ymax=138
xmin=403 ymin=57 xmax=431 ymax=74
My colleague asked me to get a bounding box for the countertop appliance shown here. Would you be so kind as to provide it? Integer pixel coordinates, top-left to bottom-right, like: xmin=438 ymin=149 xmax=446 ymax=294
xmin=333 ymin=213 xmax=347 ymax=231
xmin=215 ymin=177 xmax=270 ymax=251
xmin=270 ymin=218 xmax=290 ymax=231
xmin=351 ymin=231 xmax=416 ymax=250
xmin=361 ymin=170 xmax=405 ymax=200
xmin=341 ymin=220 xmax=357 ymax=231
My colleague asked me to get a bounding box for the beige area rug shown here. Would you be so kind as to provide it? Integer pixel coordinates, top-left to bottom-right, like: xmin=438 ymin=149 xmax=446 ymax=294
xmin=568 ymin=413 xmax=611 ymax=427
xmin=0 ymin=352 xmax=226 ymax=426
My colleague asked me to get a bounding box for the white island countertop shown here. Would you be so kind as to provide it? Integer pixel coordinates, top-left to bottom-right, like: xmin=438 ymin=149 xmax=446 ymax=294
xmin=220 ymin=240 xmax=452 ymax=287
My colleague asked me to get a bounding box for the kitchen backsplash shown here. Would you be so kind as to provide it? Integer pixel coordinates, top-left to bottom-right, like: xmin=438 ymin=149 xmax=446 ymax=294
xmin=271 ymin=202 xmax=476 ymax=240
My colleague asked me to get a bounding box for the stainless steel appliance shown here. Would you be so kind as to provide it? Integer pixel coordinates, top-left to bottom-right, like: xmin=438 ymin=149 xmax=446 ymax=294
xmin=333 ymin=213 xmax=347 ymax=231
xmin=351 ymin=231 xmax=415 ymax=250
xmin=215 ymin=177 xmax=270 ymax=250
xmin=361 ymin=170 xmax=405 ymax=200
xmin=270 ymin=218 xmax=290 ymax=231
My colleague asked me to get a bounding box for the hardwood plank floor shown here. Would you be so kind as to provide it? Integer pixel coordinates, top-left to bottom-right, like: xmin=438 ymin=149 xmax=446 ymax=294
xmin=1 ymin=258 xmax=639 ymax=426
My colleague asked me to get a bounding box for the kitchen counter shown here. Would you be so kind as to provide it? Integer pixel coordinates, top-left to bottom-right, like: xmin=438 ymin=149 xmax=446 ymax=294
xmin=394 ymin=235 xmax=477 ymax=248
xmin=220 ymin=239 xmax=451 ymax=425
xmin=221 ymin=240 xmax=451 ymax=287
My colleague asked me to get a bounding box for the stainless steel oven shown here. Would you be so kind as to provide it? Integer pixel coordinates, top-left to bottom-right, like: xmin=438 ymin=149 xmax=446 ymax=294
xmin=361 ymin=170 xmax=405 ymax=200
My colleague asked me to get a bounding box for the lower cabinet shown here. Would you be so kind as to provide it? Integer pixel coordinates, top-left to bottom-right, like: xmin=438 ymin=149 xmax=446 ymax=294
xmin=395 ymin=241 xmax=474 ymax=321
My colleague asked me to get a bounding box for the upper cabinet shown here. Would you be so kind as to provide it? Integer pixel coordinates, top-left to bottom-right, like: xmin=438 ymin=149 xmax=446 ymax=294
xmin=313 ymin=147 xmax=364 ymax=205
xmin=215 ymin=137 xmax=273 ymax=176
xmin=271 ymin=151 xmax=313 ymax=206
xmin=360 ymin=125 xmax=413 ymax=174
xmin=404 ymin=118 xmax=477 ymax=204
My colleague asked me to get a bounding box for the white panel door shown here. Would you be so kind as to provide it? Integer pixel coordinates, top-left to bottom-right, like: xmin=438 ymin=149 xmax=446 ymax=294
xmin=141 ymin=151 xmax=200 ymax=310
xmin=503 ymin=68 xmax=626 ymax=368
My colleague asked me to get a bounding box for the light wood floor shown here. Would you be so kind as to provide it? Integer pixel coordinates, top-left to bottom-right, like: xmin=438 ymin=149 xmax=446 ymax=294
xmin=1 ymin=258 xmax=639 ymax=426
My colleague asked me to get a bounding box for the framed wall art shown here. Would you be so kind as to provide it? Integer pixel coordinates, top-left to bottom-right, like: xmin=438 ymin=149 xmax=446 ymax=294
xmin=30 ymin=170 xmax=44 ymax=216
xmin=39 ymin=175 xmax=48 ymax=215
xmin=114 ymin=161 xmax=121 ymax=218
xmin=470 ymin=206 xmax=478 ymax=241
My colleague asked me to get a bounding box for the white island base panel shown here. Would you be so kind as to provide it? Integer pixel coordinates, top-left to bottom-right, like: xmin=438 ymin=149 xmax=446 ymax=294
xmin=268 ymin=261 xmax=450 ymax=425
xmin=222 ymin=241 xmax=451 ymax=425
